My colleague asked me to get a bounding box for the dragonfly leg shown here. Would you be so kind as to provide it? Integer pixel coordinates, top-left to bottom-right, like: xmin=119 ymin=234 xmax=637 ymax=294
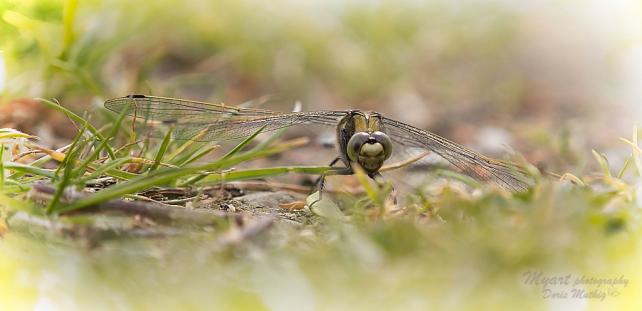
xmin=313 ymin=157 xmax=342 ymax=187
xmin=309 ymin=157 xmax=350 ymax=208
xmin=368 ymin=172 xmax=397 ymax=205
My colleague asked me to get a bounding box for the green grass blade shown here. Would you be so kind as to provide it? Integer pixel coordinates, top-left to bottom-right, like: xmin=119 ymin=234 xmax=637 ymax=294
xmin=221 ymin=124 xmax=267 ymax=160
xmin=37 ymin=98 xmax=116 ymax=159
xmin=353 ymin=165 xmax=382 ymax=206
xmin=165 ymin=128 xmax=210 ymax=164
xmin=248 ymin=126 xmax=288 ymax=153
xmin=78 ymin=157 xmax=133 ymax=183
xmin=53 ymin=121 xmax=88 ymax=180
xmin=149 ymin=127 xmax=173 ymax=172
xmin=246 ymin=102 xmax=299 ymax=152
xmin=47 ymin=122 xmax=90 ymax=213
xmin=56 ymin=138 xmax=307 ymax=213
xmin=178 ymin=137 xmax=306 ymax=187
xmin=9 ymin=143 xmax=72 ymax=179
xmin=196 ymin=166 xmax=338 ymax=185
xmin=57 ymin=166 xmax=201 ymax=213
xmin=591 ymin=150 xmax=612 ymax=178
xmin=1 ymin=181 xmax=32 ymax=194
xmin=0 ymin=128 xmax=37 ymax=140
xmin=179 ymin=125 xmax=270 ymax=186
xmin=197 ymin=138 xmax=308 ymax=172
xmin=99 ymin=108 xmax=136 ymax=143
xmin=47 ymin=142 xmax=83 ymax=214
xmin=620 ymin=127 xmax=642 ymax=177
xmin=3 ymin=162 xmax=56 ymax=178
xmin=86 ymin=163 xmax=139 ymax=180
xmin=174 ymin=145 xmax=218 ymax=167
xmin=74 ymin=104 xmax=130 ymax=176
xmin=617 ymin=156 xmax=632 ymax=179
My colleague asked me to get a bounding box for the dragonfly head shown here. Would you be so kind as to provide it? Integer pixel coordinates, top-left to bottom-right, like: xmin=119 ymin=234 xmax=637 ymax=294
xmin=347 ymin=131 xmax=392 ymax=173
xmin=338 ymin=111 xmax=393 ymax=173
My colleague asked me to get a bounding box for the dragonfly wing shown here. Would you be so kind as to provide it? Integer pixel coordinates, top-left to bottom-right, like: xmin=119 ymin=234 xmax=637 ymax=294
xmin=104 ymin=95 xmax=347 ymax=141
xmin=104 ymin=95 xmax=278 ymax=122
xmin=165 ymin=112 xmax=346 ymax=141
xmin=382 ymin=117 xmax=532 ymax=192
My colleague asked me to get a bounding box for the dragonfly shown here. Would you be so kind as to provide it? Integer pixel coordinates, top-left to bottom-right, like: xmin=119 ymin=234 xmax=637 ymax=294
xmin=105 ymin=95 xmax=532 ymax=192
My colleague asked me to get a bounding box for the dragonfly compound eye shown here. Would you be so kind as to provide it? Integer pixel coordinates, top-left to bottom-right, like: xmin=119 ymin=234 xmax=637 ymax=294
xmin=347 ymin=132 xmax=370 ymax=162
xmin=371 ymin=131 xmax=392 ymax=160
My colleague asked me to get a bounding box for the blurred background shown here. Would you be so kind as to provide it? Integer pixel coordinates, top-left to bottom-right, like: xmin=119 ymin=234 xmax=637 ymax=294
xmin=2 ymin=0 xmax=641 ymax=175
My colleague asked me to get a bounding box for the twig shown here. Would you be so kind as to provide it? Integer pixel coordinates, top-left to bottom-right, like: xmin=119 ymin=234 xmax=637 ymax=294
xmin=380 ymin=151 xmax=431 ymax=172
xmin=201 ymin=180 xmax=351 ymax=195
xmin=30 ymin=183 xmax=227 ymax=225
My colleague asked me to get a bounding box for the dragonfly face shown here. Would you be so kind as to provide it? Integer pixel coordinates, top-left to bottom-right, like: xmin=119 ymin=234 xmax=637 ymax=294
xmin=337 ymin=111 xmax=392 ymax=175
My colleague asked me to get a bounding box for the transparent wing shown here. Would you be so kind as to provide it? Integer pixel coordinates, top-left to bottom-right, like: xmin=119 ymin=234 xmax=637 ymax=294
xmin=382 ymin=117 xmax=532 ymax=192
xmin=104 ymin=95 xmax=347 ymax=141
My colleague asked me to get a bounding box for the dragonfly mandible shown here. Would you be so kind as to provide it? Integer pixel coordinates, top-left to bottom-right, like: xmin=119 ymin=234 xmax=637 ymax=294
xmin=105 ymin=95 xmax=532 ymax=192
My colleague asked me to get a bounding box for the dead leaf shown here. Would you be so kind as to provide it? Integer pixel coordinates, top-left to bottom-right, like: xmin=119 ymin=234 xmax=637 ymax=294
xmin=279 ymin=201 xmax=306 ymax=210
